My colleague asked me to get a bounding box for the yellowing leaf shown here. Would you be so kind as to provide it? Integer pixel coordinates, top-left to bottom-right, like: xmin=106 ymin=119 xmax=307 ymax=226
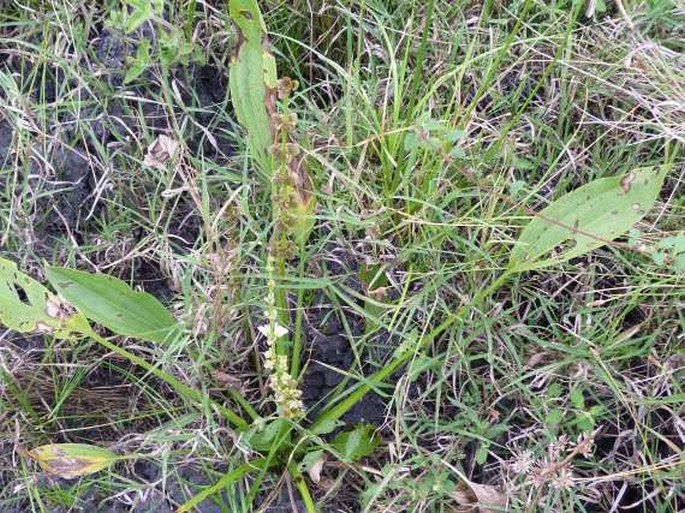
xmin=452 ymin=473 xmax=507 ymax=513
xmin=27 ymin=443 xmax=119 ymax=479
xmin=287 ymin=156 xmax=316 ymax=246
xmin=299 ymin=450 xmax=326 ymax=484
xmin=509 ymin=167 xmax=667 ymax=272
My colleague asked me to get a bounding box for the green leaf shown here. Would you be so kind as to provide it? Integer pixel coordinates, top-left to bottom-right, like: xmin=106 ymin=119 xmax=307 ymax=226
xmin=509 ymin=167 xmax=667 ymax=272
xmin=244 ymin=418 xmax=290 ymax=452
xmin=229 ymin=42 xmax=275 ymax=173
xmin=650 ymin=251 xmax=666 ymax=265
xmin=310 ymin=418 xmax=343 ymax=436
xmin=298 ymin=450 xmax=324 ymax=473
xmin=331 ymin=424 xmax=380 ymax=463
xmin=658 ymin=235 xmax=685 ymax=253
xmin=228 ymin=0 xmax=268 ymax=43
xmin=0 ymin=258 xmax=89 ymax=339
xmin=570 ymin=387 xmax=585 ymax=409
xmin=545 ymin=408 xmax=564 ymax=430
xmin=150 ymin=0 xmax=164 ymax=15
xmin=125 ymin=3 xmax=153 ymax=34
xmin=475 ymin=444 xmax=489 ymax=465
xmin=27 ymin=443 xmax=120 ymax=479
xmin=159 ymin=28 xmax=193 ymax=68
xmin=674 ymin=254 xmax=685 ymax=272
xmin=445 ymin=128 xmax=466 ymax=144
xmin=45 ymin=267 xmax=178 ymax=343
xmin=124 ymin=40 xmax=150 ymax=84
xmin=576 ymin=412 xmax=595 ymax=432
xmin=228 ymin=0 xmax=277 ymax=174
xmin=449 ymin=146 xmax=465 ymax=159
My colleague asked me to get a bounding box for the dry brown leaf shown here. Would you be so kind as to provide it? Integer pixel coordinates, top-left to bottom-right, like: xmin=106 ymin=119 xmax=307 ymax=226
xmin=143 ymin=134 xmax=179 ymax=170
xmin=306 ymin=453 xmax=326 ymax=484
xmin=211 ymin=369 xmax=245 ymax=391
xmin=453 ymin=478 xmax=507 ymax=513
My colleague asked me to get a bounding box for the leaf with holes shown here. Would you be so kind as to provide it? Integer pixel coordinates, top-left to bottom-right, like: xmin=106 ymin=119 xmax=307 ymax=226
xmin=0 ymin=258 xmax=89 ymax=339
xmin=508 ymin=167 xmax=668 ymax=272
xmin=27 ymin=443 xmax=120 ymax=479
xmin=45 ymin=267 xmax=178 ymax=343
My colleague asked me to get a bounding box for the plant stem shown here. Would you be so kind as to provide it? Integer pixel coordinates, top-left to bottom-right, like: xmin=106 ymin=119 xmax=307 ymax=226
xmin=288 ymin=461 xmax=317 ymax=513
xmin=290 ymin=249 xmax=307 ymax=377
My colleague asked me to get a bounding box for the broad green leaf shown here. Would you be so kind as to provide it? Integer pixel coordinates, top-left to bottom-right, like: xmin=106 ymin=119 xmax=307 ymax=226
xmin=45 ymin=267 xmax=178 ymax=343
xmin=508 ymin=167 xmax=667 ymax=272
xmin=228 ymin=0 xmax=277 ymax=174
xmin=0 ymin=258 xmax=89 ymax=339
xmin=331 ymin=424 xmax=380 ymax=463
xmin=28 ymin=443 xmax=119 ymax=479
xmin=229 ymin=42 xmax=274 ymax=173
xmin=228 ymin=0 xmax=268 ymax=44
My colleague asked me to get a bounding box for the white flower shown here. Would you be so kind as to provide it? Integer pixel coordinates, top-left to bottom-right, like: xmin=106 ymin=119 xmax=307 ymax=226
xmin=263 ymin=350 xmax=274 ymax=370
xmin=258 ymin=323 xmax=289 ymax=338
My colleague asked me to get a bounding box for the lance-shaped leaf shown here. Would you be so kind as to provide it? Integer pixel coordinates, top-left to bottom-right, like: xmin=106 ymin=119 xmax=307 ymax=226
xmin=45 ymin=267 xmax=179 ymax=343
xmin=228 ymin=0 xmax=277 ymax=174
xmin=28 ymin=443 xmax=120 ymax=479
xmin=508 ymin=167 xmax=667 ymax=272
xmin=0 ymin=258 xmax=89 ymax=339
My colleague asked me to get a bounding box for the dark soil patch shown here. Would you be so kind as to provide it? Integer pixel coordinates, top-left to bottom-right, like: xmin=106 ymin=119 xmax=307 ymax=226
xmin=299 ymin=247 xmax=401 ymax=430
xmin=44 ymin=144 xmax=96 ymax=234
xmin=0 ymin=119 xmax=12 ymax=164
xmin=301 ymin=333 xmax=388 ymax=427
xmin=127 ymin=257 xmax=176 ymax=304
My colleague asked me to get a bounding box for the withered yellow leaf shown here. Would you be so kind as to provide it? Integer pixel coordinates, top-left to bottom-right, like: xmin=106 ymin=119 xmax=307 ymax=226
xmin=28 ymin=443 xmax=119 ymax=479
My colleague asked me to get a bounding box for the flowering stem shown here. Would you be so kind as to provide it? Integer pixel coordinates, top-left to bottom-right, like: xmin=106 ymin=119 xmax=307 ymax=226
xmin=260 ymin=92 xmax=305 ymax=419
